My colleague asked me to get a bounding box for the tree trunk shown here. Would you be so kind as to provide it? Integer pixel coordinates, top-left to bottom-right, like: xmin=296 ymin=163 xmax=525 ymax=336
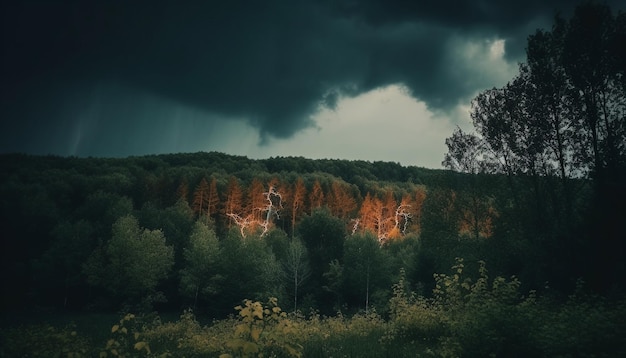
xmin=365 ymin=262 xmax=370 ymax=313
xmin=294 ymin=269 xmax=298 ymax=312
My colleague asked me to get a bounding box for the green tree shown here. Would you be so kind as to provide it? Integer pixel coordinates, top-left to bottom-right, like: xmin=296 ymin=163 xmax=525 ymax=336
xmin=214 ymin=230 xmax=283 ymax=315
xmin=297 ymin=208 xmax=346 ymax=313
xmin=342 ymin=232 xmax=390 ymax=312
xmin=443 ymin=1 xmax=626 ymax=292
xmin=282 ymin=238 xmax=311 ymax=312
xmin=84 ymin=215 xmax=174 ymax=306
xmin=443 ymin=127 xmax=489 ymax=175
xmin=31 ymin=220 xmax=95 ymax=308
xmin=180 ymin=221 xmax=221 ymax=309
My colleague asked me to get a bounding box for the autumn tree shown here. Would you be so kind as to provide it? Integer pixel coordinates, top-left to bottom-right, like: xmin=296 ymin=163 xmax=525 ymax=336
xmin=223 ymin=176 xmax=243 ymax=228
xmin=357 ymin=193 xmax=375 ymax=235
xmin=290 ymin=177 xmax=307 ymax=238
xmin=246 ymin=178 xmax=266 ymax=224
xmin=381 ymin=190 xmax=398 ymax=240
xmin=192 ymin=177 xmax=219 ymax=223
xmin=328 ymin=180 xmax=357 ymax=220
xmin=275 ymin=179 xmax=292 ymax=232
xmin=308 ymin=179 xmax=325 ymax=214
xmin=387 ymin=194 xmax=413 ymax=240
xmin=357 ymin=192 xmax=392 ymax=242
xmin=176 ymin=179 xmax=189 ymax=203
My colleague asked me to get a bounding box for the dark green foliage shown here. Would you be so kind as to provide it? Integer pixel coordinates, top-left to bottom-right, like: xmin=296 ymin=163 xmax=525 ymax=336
xmin=442 ymin=1 xmax=626 ymax=294
xmin=297 ymin=208 xmax=347 ymax=313
xmin=211 ymin=230 xmax=283 ymax=316
xmin=342 ymin=232 xmax=391 ymax=312
xmin=179 ymin=221 xmax=221 ymax=310
xmin=83 ymin=215 xmax=174 ymax=308
xmin=4 ymin=262 xmax=625 ymax=357
xmin=30 ymin=220 xmax=96 ymax=308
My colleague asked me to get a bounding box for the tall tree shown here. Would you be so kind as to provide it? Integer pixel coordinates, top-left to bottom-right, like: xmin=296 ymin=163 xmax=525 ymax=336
xmin=84 ymin=215 xmax=174 ymax=305
xmin=224 ymin=176 xmax=243 ymax=228
xmin=328 ymin=180 xmax=357 ymax=220
xmin=31 ymin=220 xmax=95 ymax=308
xmin=308 ymin=180 xmax=325 ymax=214
xmin=290 ymin=177 xmax=307 ymax=238
xmin=215 ymin=232 xmax=282 ymax=312
xmin=282 ymin=238 xmax=311 ymax=312
xmin=191 ymin=176 xmax=220 ymax=224
xmin=342 ymin=232 xmax=389 ymax=312
xmin=298 ymin=208 xmax=346 ymax=313
xmin=443 ymin=2 xmax=626 ymax=292
xmin=563 ymin=3 xmax=625 ymax=177
xmin=207 ymin=177 xmax=220 ymax=219
xmin=192 ymin=178 xmax=209 ymax=218
xmin=179 ymin=221 xmax=221 ymax=309
xmin=358 ymin=192 xmax=388 ymax=241
xmin=246 ymin=178 xmax=266 ymax=223
xmin=410 ymin=187 xmax=427 ymax=235
xmin=443 ymin=127 xmax=489 ymax=175
xmin=176 ymin=179 xmax=189 ymax=204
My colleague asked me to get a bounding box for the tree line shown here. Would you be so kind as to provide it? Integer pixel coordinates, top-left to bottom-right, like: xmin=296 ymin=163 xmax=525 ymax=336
xmin=0 ymin=150 xmax=501 ymax=317
xmin=443 ymin=1 xmax=625 ymax=293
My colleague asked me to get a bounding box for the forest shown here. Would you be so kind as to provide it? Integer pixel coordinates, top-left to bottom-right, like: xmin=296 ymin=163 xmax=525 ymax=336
xmin=1 ymin=2 xmax=625 ymax=357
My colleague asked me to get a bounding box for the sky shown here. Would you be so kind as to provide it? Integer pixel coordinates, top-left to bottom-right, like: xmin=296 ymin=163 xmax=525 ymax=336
xmin=2 ymin=0 xmax=624 ymax=169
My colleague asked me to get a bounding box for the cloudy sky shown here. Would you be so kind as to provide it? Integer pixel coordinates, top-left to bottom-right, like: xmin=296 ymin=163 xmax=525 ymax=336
xmin=1 ymin=0 xmax=624 ymax=168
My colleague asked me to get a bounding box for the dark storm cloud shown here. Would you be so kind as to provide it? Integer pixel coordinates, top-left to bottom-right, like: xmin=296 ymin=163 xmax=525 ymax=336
xmin=2 ymin=0 xmax=624 ymax=151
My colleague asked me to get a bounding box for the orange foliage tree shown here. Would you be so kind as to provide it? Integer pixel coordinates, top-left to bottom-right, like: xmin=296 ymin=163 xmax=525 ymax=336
xmin=328 ymin=181 xmax=357 ymax=220
xmin=409 ymin=186 xmax=427 ymax=235
xmin=192 ymin=177 xmax=219 ymax=223
xmin=246 ymin=178 xmax=266 ymax=224
xmin=223 ymin=176 xmax=243 ymax=228
xmin=290 ymin=177 xmax=307 ymax=237
xmin=308 ymin=180 xmax=325 ymax=214
xmin=176 ymin=179 xmax=189 ymax=203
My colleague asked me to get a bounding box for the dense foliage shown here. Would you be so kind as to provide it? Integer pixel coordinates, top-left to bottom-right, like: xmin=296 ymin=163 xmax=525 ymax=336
xmin=0 ymin=150 xmax=500 ymax=316
xmin=443 ymin=1 xmax=626 ymax=294
xmin=2 ymin=262 xmax=625 ymax=357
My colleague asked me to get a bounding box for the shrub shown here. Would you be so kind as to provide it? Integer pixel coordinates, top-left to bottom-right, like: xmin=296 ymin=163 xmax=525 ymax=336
xmin=432 ymin=258 xmax=537 ymax=357
xmin=220 ymin=297 xmax=303 ymax=358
